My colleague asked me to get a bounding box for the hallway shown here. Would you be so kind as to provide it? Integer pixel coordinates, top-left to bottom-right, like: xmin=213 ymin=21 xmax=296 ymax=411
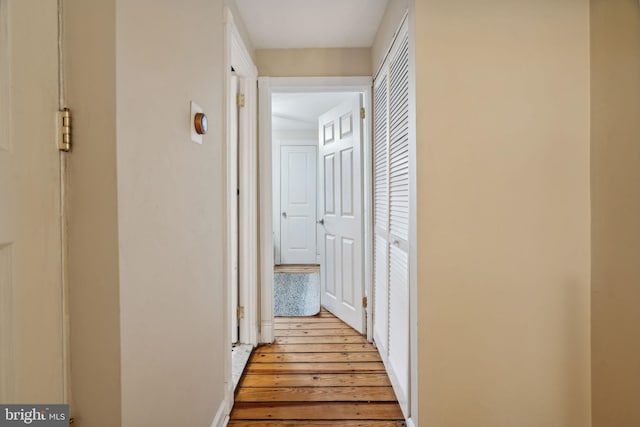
xmin=229 ymin=308 xmax=404 ymax=425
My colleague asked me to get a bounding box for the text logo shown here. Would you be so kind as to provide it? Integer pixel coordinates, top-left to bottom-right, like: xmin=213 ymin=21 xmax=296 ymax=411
xmin=0 ymin=405 xmax=68 ymax=426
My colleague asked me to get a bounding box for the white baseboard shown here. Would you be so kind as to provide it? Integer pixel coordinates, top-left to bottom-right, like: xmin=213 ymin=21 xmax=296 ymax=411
xmin=210 ymin=400 xmax=227 ymax=427
xmin=406 ymin=417 xmax=416 ymax=427
xmin=210 ymin=382 xmax=234 ymax=427
xmin=224 ymin=381 xmax=234 ymax=413
xmin=260 ymin=320 xmax=274 ymax=343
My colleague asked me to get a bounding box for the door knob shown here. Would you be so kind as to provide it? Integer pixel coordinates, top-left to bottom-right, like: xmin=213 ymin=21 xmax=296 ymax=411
xmin=317 ymin=218 xmax=324 ymax=225
xmin=282 ymin=212 xmax=287 ymax=218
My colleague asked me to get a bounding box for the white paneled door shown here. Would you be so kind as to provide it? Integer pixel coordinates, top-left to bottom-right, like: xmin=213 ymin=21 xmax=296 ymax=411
xmin=280 ymin=145 xmax=317 ymax=264
xmin=0 ymin=0 xmax=65 ymax=403
xmin=318 ymin=95 xmax=364 ymax=333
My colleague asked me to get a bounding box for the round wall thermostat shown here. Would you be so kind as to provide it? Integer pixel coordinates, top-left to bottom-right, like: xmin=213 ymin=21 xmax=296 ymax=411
xmin=194 ymin=112 xmax=208 ymax=135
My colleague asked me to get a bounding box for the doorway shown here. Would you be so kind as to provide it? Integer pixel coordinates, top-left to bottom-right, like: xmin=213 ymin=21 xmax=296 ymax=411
xmin=259 ymin=77 xmax=374 ymax=343
xmin=272 ymin=92 xmax=365 ymax=319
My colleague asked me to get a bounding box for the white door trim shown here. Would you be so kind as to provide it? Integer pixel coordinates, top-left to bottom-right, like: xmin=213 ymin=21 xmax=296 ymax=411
xmin=226 ymin=8 xmax=258 ymax=348
xmin=224 ymin=6 xmax=258 ymax=418
xmin=258 ymin=76 xmax=373 ymax=343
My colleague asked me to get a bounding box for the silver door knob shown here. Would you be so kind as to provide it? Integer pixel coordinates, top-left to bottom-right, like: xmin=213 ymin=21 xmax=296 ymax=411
xmin=282 ymin=212 xmax=287 ymax=218
xmin=317 ymin=218 xmax=324 ymax=225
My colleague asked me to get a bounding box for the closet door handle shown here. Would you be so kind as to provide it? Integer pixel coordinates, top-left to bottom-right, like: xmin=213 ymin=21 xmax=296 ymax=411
xmin=317 ymin=218 xmax=324 ymax=225
xmin=282 ymin=212 xmax=287 ymax=218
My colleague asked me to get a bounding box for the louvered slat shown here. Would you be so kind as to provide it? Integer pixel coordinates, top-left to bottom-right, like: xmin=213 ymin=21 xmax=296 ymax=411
xmin=389 ymin=34 xmax=409 ymax=241
xmin=388 ymin=245 xmax=409 ymax=405
xmin=373 ymin=75 xmax=389 ymax=232
xmin=373 ymin=71 xmax=390 ymax=362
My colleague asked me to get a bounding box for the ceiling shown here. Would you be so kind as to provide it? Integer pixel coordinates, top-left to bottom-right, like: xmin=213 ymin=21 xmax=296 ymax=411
xmin=234 ymin=0 xmax=389 ymax=49
xmin=272 ymin=92 xmax=355 ymax=131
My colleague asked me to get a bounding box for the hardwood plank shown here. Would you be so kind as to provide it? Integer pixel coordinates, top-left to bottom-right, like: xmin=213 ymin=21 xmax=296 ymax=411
xmin=250 ymin=351 xmax=381 ymax=363
xmin=245 ymin=362 xmax=386 ymax=374
xmin=275 ymin=317 xmax=344 ymax=324
xmin=275 ymin=328 xmax=359 ymax=337
xmin=255 ymin=343 xmax=377 ymax=353
xmin=228 ymin=421 xmax=400 ymax=426
xmin=274 ymin=322 xmax=352 ymax=330
xmin=230 ymin=402 xmax=404 ymax=420
xmin=239 ymin=373 xmax=392 ymax=388
xmin=235 ymin=386 xmax=398 ymax=402
xmin=275 ymin=335 xmax=367 ymax=344
xmin=274 ymin=264 xmax=320 ymax=273
xmin=315 ymin=312 xmax=336 ymax=317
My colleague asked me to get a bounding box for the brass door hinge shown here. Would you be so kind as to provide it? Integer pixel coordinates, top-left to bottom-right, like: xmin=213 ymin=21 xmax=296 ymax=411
xmin=57 ymin=108 xmax=71 ymax=152
xmin=237 ymin=306 xmax=245 ymax=319
xmin=362 ymin=296 xmax=368 ymax=308
xmin=360 ymin=107 xmax=365 ymax=119
xmin=236 ymin=93 xmax=245 ymax=108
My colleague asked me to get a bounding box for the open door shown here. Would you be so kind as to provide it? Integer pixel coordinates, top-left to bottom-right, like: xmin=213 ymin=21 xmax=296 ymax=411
xmin=317 ymin=94 xmax=364 ymax=333
xmin=0 ymin=0 xmax=65 ymax=402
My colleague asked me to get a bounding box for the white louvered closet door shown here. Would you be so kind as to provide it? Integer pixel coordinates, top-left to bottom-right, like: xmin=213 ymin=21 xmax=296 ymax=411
xmin=373 ymin=17 xmax=410 ymax=417
xmin=373 ymin=71 xmax=389 ymax=363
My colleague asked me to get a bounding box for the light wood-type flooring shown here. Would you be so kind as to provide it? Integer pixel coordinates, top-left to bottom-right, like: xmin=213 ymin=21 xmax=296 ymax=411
xmin=229 ymin=308 xmax=405 ymax=426
xmin=274 ymin=264 xmax=320 ymax=274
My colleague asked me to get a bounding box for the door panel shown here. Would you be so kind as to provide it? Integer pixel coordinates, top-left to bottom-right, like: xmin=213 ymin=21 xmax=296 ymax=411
xmin=340 ymin=148 xmax=354 ymax=216
xmin=373 ymin=72 xmax=390 ymax=362
xmin=324 ymin=234 xmax=336 ymax=296
xmin=0 ymin=0 xmax=64 ymax=403
xmin=280 ymin=145 xmax=316 ymax=264
xmin=373 ymin=235 xmax=389 ymax=358
xmin=340 ymin=237 xmax=355 ymax=307
xmin=318 ymin=95 xmax=364 ymax=333
xmin=388 ymin=244 xmax=409 ymax=406
xmin=323 ymin=154 xmax=335 ymax=214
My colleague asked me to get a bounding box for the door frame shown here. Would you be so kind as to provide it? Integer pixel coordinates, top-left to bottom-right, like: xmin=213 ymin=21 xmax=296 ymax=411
xmin=258 ymin=76 xmax=374 ymax=343
xmin=223 ymin=7 xmax=258 ymax=418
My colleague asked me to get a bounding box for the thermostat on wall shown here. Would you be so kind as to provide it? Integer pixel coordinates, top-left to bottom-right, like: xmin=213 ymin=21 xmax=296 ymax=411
xmin=190 ymin=101 xmax=205 ymax=144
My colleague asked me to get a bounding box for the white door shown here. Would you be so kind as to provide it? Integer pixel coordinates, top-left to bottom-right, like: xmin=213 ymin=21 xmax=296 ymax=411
xmin=229 ymin=74 xmax=239 ymax=343
xmin=318 ymin=95 xmax=364 ymax=333
xmin=280 ymin=145 xmax=317 ymax=264
xmin=373 ymin=18 xmax=410 ymax=416
xmin=0 ymin=0 xmax=65 ymax=403
xmin=373 ymin=73 xmax=390 ymax=361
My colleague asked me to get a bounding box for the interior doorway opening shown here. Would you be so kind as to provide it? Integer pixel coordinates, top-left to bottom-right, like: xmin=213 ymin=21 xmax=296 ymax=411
xmin=259 ymin=77 xmax=374 ymax=344
xmin=271 ymin=91 xmax=365 ymax=319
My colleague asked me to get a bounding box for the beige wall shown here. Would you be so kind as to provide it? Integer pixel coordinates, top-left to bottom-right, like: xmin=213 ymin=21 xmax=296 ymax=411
xmin=65 ymin=1 xmax=122 ymax=425
xmin=115 ymin=0 xmax=227 ymax=425
xmin=414 ymin=1 xmax=591 ymax=426
xmin=65 ymin=1 xmax=228 ymax=425
xmin=591 ymin=1 xmax=640 ymax=426
xmin=255 ymin=48 xmax=371 ymax=77
xmin=371 ymin=0 xmax=408 ymax=74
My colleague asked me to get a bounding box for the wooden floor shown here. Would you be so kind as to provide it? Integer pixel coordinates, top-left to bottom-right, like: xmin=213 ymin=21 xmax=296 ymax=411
xmin=229 ymin=308 xmax=404 ymax=426
xmin=274 ymin=264 xmax=320 ymax=274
